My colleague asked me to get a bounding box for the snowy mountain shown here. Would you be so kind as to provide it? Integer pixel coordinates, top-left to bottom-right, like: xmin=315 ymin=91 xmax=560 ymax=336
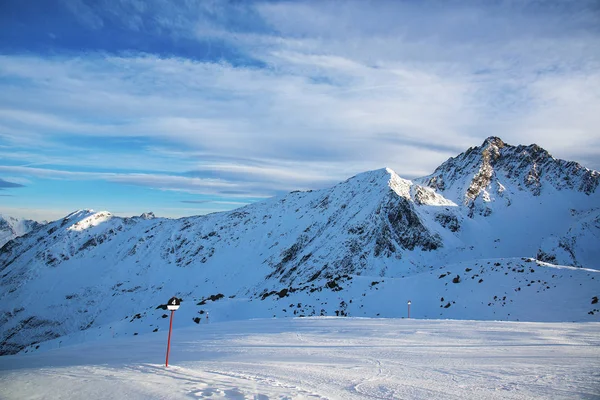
xmin=416 ymin=136 xmax=600 ymax=267
xmin=0 ymin=215 xmax=43 ymax=248
xmin=1 ymin=137 xmax=599 ymax=356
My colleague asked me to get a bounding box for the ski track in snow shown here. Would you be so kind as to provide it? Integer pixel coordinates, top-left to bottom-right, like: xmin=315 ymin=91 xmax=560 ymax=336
xmin=1 ymin=318 xmax=599 ymax=400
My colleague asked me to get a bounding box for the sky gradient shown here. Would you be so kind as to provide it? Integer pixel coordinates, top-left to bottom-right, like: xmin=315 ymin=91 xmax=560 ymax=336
xmin=1 ymin=0 xmax=599 ymax=221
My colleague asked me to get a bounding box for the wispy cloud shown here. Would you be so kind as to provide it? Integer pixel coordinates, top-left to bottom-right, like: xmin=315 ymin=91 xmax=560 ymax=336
xmin=0 ymin=165 xmax=271 ymax=198
xmin=0 ymin=52 xmax=475 ymax=179
xmin=181 ymin=200 xmax=249 ymax=206
xmin=0 ymin=178 xmax=24 ymax=190
xmin=0 ymin=0 xmax=599 ymax=219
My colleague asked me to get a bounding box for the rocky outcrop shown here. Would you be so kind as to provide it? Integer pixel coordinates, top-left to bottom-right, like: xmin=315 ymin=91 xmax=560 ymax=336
xmin=419 ymin=137 xmax=599 ymax=215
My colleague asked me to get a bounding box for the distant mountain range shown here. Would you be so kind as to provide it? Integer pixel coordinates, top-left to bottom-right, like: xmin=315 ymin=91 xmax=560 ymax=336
xmin=1 ymin=137 xmax=598 ymax=356
xmin=0 ymin=215 xmax=43 ymax=248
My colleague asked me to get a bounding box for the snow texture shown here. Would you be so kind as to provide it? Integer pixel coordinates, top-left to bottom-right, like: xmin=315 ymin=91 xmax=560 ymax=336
xmin=1 ymin=318 xmax=598 ymax=399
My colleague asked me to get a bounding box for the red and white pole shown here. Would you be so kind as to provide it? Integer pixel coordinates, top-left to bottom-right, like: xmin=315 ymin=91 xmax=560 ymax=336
xmin=165 ymin=310 xmax=174 ymax=367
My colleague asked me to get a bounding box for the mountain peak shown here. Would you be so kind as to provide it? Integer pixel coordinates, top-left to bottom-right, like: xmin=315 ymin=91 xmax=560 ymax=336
xmin=0 ymin=214 xmax=43 ymax=247
xmin=139 ymin=212 xmax=156 ymax=220
xmin=418 ymin=138 xmax=598 ymax=206
xmin=481 ymin=136 xmax=506 ymax=149
xmin=66 ymin=211 xmax=113 ymax=231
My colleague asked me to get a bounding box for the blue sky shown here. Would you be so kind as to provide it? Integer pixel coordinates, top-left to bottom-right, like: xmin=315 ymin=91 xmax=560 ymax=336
xmin=0 ymin=0 xmax=599 ymax=221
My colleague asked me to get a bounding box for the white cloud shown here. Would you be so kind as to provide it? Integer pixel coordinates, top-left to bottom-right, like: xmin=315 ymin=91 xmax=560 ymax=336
xmin=0 ymin=165 xmax=269 ymax=197
xmin=506 ymin=72 xmax=600 ymax=163
xmin=0 ymin=52 xmax=482 ymax=171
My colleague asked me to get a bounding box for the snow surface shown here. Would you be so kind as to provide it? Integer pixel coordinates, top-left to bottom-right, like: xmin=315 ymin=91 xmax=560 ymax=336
xmin=67 ymin=211 xmax=113 ymax=232
xmin=1 ymin=318 xmax=599 ymax=399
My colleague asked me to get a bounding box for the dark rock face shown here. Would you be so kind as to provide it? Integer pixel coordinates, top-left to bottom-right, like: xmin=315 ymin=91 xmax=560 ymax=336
xmin=378 ymin=192 xmax=441 ymax=252
xmin=0 ymin=316 xmax=62 ymax=356
xmin=266 ymin=184 xmax=442 ymax=286
xmin=435 ymin=213 xmax=460 ymax=232
xmin=536 ymin=250 xmax=557 ymax=264
xmin=465 ymin=137 xmax=504 ymax=200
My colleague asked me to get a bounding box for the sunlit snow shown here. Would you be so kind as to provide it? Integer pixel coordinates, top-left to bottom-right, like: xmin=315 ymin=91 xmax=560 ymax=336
xmin=1 ymin=318 xmax=598 ymax=399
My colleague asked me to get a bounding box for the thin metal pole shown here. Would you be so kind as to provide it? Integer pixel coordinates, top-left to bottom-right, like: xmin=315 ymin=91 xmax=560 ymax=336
xmin=408 ymin=304 xmax=410 ymax=319
xmin=165 ymin=310 xmax=174 ymax=367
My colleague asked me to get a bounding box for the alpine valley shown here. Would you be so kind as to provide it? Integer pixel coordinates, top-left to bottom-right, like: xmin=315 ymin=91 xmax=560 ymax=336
xmin=1 ymin=137 xmax=599 ymax=356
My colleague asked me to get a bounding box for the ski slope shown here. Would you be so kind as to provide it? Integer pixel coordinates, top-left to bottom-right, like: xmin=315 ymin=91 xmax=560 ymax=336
xmin=1 ymin=318 xmax=599 ymax=399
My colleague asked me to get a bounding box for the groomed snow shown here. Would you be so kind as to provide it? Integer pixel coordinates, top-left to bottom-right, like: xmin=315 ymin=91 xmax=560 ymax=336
xmin=1 ymin=318 xmax=598 ymax=399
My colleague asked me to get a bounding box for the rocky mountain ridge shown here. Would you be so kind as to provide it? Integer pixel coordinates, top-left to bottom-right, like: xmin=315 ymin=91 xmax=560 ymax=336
xmin=418 ymin=136 xmax=598 ymax=210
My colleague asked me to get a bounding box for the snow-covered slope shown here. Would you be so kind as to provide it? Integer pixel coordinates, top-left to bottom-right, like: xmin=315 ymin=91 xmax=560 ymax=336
xmin=2 ymin=318 xmax=599 ymax=400
xmin=1 ymin=137 xmax=598 ymax=356
xmin=0 ymin=215 xmax=43 ymax=248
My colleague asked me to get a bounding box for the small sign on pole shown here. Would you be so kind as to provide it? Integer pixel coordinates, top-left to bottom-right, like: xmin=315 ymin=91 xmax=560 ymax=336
xmin=165 ymin=296 xmax=181 ymax=367
xmin=407 ymin=300 xmax=411 ymax=319
xmin=167 ymin=297 xmax=180 ymax=311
